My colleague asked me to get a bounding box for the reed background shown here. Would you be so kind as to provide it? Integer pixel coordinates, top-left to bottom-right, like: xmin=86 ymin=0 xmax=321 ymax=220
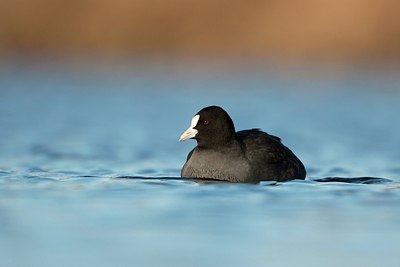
xmin=1 ymin=0 xmax=399 ymax=63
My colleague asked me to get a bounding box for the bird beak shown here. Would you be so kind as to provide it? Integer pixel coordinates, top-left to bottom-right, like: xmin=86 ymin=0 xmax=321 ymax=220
xmin=179 ymin=115 xmax=199 ymax=142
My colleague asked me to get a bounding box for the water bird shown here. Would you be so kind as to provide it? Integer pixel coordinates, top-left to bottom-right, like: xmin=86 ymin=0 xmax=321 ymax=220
xmin=179 ymin=106 xmax=306 ymax=182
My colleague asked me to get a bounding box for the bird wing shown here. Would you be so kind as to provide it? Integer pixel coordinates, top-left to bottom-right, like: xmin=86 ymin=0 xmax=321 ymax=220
xmin=236 ymin=129 xmax=289 ymax=164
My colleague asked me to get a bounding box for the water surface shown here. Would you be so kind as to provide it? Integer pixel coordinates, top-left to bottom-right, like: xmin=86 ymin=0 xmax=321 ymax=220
xmin=0 ymin=60 xmax=399 ymax=267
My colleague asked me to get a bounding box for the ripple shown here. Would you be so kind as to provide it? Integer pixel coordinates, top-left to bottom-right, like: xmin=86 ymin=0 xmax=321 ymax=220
xmin=313 ymin=177 xmax=393 ymax=184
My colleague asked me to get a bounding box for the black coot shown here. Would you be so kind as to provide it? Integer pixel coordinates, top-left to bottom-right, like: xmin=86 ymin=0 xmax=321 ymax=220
xmin=179 ymin=106 xmax=306 ymax=182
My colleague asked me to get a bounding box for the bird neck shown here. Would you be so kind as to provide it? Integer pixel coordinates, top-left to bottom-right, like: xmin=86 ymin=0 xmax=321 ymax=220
xmin=197 ymin=133 xmax=237 ymax=150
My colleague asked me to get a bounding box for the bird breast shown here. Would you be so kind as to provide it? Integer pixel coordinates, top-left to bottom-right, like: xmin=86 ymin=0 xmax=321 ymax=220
xmin=182 ymin=148 xmax=252 ymax=182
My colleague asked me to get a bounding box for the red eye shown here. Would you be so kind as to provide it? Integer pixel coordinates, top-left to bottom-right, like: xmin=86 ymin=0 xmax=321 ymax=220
xmin=203 ymin=120 xmax=209 ymax=125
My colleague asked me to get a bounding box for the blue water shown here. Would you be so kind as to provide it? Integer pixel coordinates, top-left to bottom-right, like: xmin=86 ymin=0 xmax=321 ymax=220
xmin=1 ymin=60 xmax=400 ymax=267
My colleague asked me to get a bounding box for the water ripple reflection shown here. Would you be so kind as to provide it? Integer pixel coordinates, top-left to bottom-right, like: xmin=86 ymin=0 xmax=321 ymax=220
xmin=0 ymin=62 xmax=399 ymax=267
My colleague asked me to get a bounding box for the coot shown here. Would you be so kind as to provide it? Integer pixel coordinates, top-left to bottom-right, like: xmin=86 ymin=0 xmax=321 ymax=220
xmin=179 ymin=106 xmax=306 ymax=182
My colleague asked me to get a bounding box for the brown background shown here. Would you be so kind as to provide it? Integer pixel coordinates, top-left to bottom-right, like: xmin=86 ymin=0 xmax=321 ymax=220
xmin=1 ymin=0 xmax=399 ymax=62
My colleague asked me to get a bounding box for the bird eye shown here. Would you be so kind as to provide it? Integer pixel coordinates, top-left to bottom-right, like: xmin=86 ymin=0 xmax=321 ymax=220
xmin=203 ymin=120 xmax=209 ymax=125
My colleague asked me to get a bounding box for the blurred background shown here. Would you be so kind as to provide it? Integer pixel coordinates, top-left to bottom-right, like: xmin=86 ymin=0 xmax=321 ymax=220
xmin=1 ymin=2 xmax=400 ymax=267
xmin=0 ymin=0 xmax=399 ymax=63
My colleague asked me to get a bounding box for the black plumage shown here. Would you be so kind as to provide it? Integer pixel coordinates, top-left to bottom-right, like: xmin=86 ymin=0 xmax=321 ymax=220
xmin=179 ymin=106 xmax=306 ymax=182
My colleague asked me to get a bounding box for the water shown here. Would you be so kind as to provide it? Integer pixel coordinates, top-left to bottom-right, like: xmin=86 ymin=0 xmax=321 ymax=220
xmin=0 ymin=59 xmax=400 ymax=267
